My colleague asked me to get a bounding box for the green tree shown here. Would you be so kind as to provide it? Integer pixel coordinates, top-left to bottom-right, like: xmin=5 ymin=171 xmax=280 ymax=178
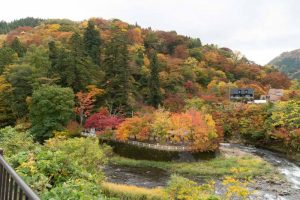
xmin=148 ymin=50 xmax=162 ymax=108
xmin=270 ymin=100 xmax=300 ymax=129
xmin=0 ymin=46 xmax=17 ymax=74
xmin=48 ymin=43 xmax=76 ymax=88
xmin=0 ymin=76 xmax=15 ymax=127
xmin=104 ymin=33 xmax=133 ymax=113
xmin=47 ymin=36 xmax=101 ymax=92
xmin=0 ymin=17 xmax=43 ymax=34
xmin=3 ymin=64 xmax=37 ymax=119
xmin=24 ymin=45 xmax=50 ymax=70
xmin=48 ymin=41 xmax=58 ymax=72
xmin=83 ymin=20 xmax=101 ymax=66
xmin=66 ymin=32 xmax=93 ymax=92
xmin=29 ymin=85 xmax=74 ymax=141
xmin=11 ymin=37 xmax=26 ymax=57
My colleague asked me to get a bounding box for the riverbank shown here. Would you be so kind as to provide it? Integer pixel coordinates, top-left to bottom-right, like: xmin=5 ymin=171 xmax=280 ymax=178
xmin=105 ymin=143 xmax=300 ymax=199
xmin=109 ymin=154 xmax=276 ymax=180
xmin=226 ymin=138 xmax=300 ymax=164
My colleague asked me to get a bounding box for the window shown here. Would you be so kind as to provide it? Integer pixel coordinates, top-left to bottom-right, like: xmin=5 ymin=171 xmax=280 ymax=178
xmin=238 ymin=90 xmax=241 ymax=94
xmin=245 ymin=90 xmax=248 ymax=94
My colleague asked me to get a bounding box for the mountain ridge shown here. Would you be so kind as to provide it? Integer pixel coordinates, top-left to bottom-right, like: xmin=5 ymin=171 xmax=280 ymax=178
xmin=269 ymin=49 xmax=300 ymax=79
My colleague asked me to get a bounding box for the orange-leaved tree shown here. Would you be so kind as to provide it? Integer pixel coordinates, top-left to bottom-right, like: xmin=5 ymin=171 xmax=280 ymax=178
xmin=116 ymin=114 xmax=152 ymax=141
xmin=75 ymin=85 xmax=103 ymax=126
xmin=188 ymin=110 xmax=218 ymax=151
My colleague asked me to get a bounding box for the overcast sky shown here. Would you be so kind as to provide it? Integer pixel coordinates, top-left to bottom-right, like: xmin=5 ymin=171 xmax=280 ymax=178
xmin=2 ymin=0 xmax=300 ymax=65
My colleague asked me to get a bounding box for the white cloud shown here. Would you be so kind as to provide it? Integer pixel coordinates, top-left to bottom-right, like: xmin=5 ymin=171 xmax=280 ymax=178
xmin=2 ymin=0 xmax=300 ymax=65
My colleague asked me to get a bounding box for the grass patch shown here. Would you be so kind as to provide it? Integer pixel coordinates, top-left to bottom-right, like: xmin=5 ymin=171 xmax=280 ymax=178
xmin=109 ymin=155 xmax=278 ymax=180
xmin=102 ymin=182 xmax=167 ymax=200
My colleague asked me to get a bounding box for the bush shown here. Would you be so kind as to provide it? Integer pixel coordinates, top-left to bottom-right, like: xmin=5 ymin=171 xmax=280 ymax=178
xmin=214 ymin=104 xmax=268 ymax=141
xmin=65 ymin=120 xmax=82 ymax=137
xmin=85 ymin=108 xmax=123 ymax=134
xmin=0 ymin=126 xmax=36 ymax=158
xmin=166 ymin=175 xmax=217 ymax=200
xmin=10 ymin=137 xmax=111 ymax=195
xmin=267 ymin=100 xmax=300 ymax=151
xmin=166 ymin=174 xmax=251 ymax=200
xmin=116 ymin=115 xmax=152 ymax=141
xmin=269 ymin=100 xmax=300 ymax=129
xmin=42 ymin=179 xmax=104 ymax=200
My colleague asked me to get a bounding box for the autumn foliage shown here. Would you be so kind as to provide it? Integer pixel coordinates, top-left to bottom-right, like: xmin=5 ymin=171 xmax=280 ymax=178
xmin=84 ymin=108 xmax=123 ymax=134
xmin=116 ymin=109 xmax=220 ymax=152
xmin=75 ymin=85 xmax=103 ymax=125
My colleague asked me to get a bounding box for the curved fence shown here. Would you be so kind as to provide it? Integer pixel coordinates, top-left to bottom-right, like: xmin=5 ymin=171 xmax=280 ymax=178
xmin=82 ymin=130 xmax=194 ymax=152
xmin=104 ymin=139 xmax=194 ymax=152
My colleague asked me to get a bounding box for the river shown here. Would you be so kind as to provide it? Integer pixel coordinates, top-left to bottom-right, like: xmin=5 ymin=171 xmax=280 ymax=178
xmin=104 ymin=143 xmax=300 ymax=199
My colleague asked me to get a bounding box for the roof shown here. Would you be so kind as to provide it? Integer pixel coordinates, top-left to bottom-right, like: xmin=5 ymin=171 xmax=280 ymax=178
xmin=230 ymin=88 xmax=254 ymax=95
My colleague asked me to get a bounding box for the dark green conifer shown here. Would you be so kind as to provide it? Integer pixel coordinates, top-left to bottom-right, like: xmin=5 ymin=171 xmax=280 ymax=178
xmin=11 ymin=37 xmax=26 ymax=57
xmin=104 ymin=33 xmax=133 ymax=113
xmin=83 ymin=20 xmax=101 ymax=66
xmin=149 ymin=50 xmax=162 ymax=108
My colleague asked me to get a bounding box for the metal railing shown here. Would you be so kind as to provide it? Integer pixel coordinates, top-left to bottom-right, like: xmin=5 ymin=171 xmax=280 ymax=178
xmin=107 ymin=139 xmax=194 ymax=152
xmin=0 ymin=149 xmax=40 ymax=200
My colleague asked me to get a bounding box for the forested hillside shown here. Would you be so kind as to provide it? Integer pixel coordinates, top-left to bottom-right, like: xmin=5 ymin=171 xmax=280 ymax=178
xmin=0 ymin=17 xmax=292 ymax=123
xmin=1 ymin=17 xmax=300 ymax=199
xmin=269 ymin=49 xmax=300 ymax=79
xmin=0 ymin=17 xmax=43 ymax=34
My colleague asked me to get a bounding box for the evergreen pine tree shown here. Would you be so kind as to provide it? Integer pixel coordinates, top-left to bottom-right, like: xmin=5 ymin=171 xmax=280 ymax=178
xmin=48 ymin=41 xmax=58 ymax=74
xmin=11 ymin=37 xmax=26 ymax=57
xmin=67 ymin=32 xmax=91 ymax=92
xmin=0 ymin=46 xmax=17 ymax=74
xmin=149 ymin=50 xmax=162 ymax=108
xmin=47 ymin=34 xmax=99 ymax=92
xmin=83 ymin=20 xmax=101 ymax=66
xmin=48 ymin=40 xmax=72 ymax=87
xmin=104 ymin=33 xmax=133 ymax=113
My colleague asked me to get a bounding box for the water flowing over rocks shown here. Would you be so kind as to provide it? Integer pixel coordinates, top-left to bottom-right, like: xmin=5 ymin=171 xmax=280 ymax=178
xmin=105 ymin=143 xmax=300 ymax=199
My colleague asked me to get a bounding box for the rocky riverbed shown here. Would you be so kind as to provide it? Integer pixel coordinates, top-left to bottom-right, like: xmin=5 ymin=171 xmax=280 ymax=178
xmin=104 ymin=143 xmax=300 ymax=199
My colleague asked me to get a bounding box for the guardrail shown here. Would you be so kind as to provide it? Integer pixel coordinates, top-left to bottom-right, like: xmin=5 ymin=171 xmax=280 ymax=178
xmin=81 ymin=130 xmax=194 ymax=152
xmin=105 ymin=139 xmax=194 ymax=152
xmin=0 ymin=149 xmax=40 ymax=200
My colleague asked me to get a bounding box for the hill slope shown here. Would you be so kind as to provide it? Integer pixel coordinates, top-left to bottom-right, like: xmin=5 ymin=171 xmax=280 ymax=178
xmin=0 ymin=17 xmax=292 ymax=127
xmin=269 ymin=49 xmax=300 ymax=79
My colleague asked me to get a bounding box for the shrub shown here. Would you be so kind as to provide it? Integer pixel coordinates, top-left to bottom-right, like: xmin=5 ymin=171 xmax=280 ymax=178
xmin=222 ymin=176 xmax=251 ymax=199
xmin=214 ymin=103 xmax=268 ymax=141
xmin=166 ymin=175 xmax=217 ymax=200
xmin=11 ymin=137 xmax=111 ymax=194
xmin=267 ymin=100 xmax=300 ymax=151
xmin=0 ymin=126 xmax=36 ymax=158
xmin=184 ymin=97 xmax=205 ymax=111
xmin=270 ymin=100 xmax=300 ymax=130
xmin=116 ymin=115 xmax=152 ymax=141
xmin=42 ymin=179 xmax=104 ymax=200
xmin=84 ymin=108 xmax=123 ymax=134
xmin=65 ymin=120 xmax=82 ymax=137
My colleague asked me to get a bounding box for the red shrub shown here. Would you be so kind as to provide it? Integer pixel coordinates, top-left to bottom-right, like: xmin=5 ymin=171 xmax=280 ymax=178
xmin=84 ymin=108 xmax=123 ymax=131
